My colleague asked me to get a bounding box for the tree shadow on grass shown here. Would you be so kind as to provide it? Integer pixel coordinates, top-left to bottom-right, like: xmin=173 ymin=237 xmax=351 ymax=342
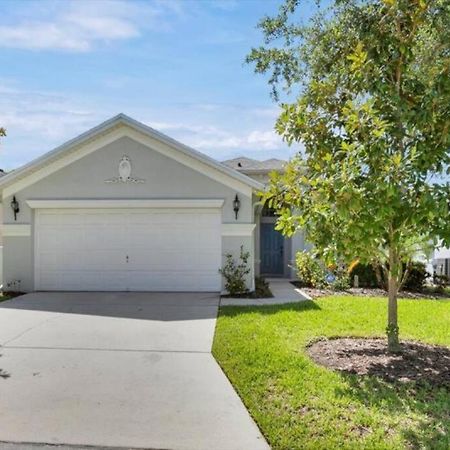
xmin=334 ymin=364 xmax=449 ymax=448
xmin=219 ymin=300 xmax=322 ymax=317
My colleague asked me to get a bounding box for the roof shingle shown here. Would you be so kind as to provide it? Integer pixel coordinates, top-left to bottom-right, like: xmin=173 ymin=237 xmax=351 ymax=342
xmin=222 ymin=157 xmax=286 ymax=172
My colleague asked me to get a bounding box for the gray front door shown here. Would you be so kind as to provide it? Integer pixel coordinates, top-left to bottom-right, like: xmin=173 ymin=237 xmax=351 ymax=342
xmin=260 ymin=223 xmax=284 ymax=275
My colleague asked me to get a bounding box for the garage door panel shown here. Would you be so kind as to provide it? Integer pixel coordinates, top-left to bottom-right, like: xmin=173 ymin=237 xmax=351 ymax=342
xmin=35 ymin=208 xmax=222 ymax=292
xmin=84 ymin=230 xmax=127 ymax=249
xmin=83 ymin=251 xmax=125 ymax=269
xmin=127 ymin=272 xmax=221 ymax=292
xmin=39 ymin=252 xmax=59 ymax=268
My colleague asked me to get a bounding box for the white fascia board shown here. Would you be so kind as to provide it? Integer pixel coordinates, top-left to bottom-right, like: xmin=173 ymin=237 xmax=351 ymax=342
xmin=27 ymin=199 xmax=225 ymax=209
xmin=3 ymin=224 xmax=31 ymax=236
xmin=222 ymin=223 xmax=256 ymax=236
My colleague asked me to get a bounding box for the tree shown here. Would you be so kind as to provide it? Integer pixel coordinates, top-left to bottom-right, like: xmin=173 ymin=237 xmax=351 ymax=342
xmin=0 ymin=128 xmax=5 ymax=138
xmin=247 ymin=0 xmax=450 ymax=352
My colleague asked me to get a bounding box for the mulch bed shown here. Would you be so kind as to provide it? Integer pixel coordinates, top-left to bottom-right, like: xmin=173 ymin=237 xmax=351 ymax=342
xmin=307 ymin=337 xmax=450 ymax=387
xmin=292 ymin=283 xmax=450 ymax=300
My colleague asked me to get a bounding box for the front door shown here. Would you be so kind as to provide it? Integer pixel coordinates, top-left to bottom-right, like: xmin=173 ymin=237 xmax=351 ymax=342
xmin=260 ymin=223 xmax=284 ymax=275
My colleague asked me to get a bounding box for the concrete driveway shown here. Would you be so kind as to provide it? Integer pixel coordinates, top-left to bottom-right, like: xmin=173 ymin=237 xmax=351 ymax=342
xmin=0 ymin=292 xmax=269 ymax=450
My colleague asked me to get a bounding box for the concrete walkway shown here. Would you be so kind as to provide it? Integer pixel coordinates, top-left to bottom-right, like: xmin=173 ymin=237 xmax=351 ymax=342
xmin=0 ymin=292 xmax=269 ymax=450
xmin=221 ymin=278 xmax=308 ymax=306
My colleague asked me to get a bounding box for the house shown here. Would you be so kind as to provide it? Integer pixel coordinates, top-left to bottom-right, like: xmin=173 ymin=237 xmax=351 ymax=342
xmin=223 ymin=157 xmax=307 ymax=279
xmin=0 ymin=114 xmax=304 ymax=293
xmin=432 ymin=246 xmax=450 ymax=279
xmin=0 ymin=169 xmax=5 ymax=286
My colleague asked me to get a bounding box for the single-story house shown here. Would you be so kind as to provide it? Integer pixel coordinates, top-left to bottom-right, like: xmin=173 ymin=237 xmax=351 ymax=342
xmin=432 ymin=246 xmax=450 ymax=279
xmin=0 ymin=114 xmax=306 ymax=293
xmin=0 ymin=169 xmax=6 ymax=286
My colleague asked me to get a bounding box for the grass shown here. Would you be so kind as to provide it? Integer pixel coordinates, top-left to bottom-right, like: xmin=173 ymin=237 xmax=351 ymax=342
xmin=212 ymin=296 xmax=450 ymax=450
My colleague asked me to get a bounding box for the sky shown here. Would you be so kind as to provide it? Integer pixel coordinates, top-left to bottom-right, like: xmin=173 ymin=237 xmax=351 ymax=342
xmin=0 ymin=0 xmax=301 ymax=171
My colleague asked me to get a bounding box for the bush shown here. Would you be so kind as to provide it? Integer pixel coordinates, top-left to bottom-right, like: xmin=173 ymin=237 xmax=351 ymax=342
xmin=295 ymin=251 xmax=327 ymax=288
xmin=349 ymin=263 xmax=380 ymax=288
xmin=254 ymin=277 xmax=273 ymax=298
xmin=219 ymin=246 xmax=251 ymax=295
xmin=433 ymin=274 xmax=449 ymax=294
xmin=349 ymin=261 xmax=430 ymax=292
xmin=434 ymin=273 xmax=449 ymax=286
xmin=403 ymin=262 xmax=430 ymax=292
xmin=295 ymin=251 xmax=350 ymax=290
xmin=333 ymin=272 xmax=351 ymax=291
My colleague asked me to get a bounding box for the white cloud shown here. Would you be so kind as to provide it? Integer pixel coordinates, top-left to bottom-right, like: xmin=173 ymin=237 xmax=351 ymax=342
xmin=145 ymin=119 xmax=285 ymax=152
xmin=191 ymin=103 xmax=280 ymax=119
xmin=0 ymin=82 xmax=103 ymax=169
xmin=192 ymin=129 xmax=284 ymax=151
xmin=0 ymin=81 xmax=291 ymax=169
xmin=0 ymin=83 xmax=96 ymax=138
xmin=0 ymin=0 xmax=180 ymax=52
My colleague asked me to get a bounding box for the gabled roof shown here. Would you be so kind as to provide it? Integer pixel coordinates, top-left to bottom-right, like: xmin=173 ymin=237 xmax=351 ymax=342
xmin=0 ymin=114 xmax=264 ymax=196
xmin=222 ymin=156 xmax=286 ymax=173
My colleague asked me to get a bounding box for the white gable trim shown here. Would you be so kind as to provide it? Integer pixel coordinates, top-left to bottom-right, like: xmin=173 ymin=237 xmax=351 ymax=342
xmin=1 ymin=114 xmax=263 ymax=199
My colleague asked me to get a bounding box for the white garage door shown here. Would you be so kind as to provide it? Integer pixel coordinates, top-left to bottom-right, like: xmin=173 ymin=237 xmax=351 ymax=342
xmin=34 ymin=208 xmax=222 ymax=291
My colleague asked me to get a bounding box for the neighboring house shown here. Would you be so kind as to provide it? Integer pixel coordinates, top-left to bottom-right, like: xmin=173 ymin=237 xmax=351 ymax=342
xmin=432 ymin=246 xmax=450 ymax=279
xmin=0 ymin=168 xmax=5 ymax=246
xmin=0 ymin=169 xmax=5 ymax=286
xmin=0 ymin=114 xmax=306 ymax=293
xmin=223 ymin=157 xmax=307 ymax=279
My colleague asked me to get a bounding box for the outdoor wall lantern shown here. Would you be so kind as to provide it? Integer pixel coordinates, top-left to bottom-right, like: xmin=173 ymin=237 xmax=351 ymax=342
xmin=233 ymin=194 xmax=240 ymax=220
xmin=10 ymin=195 xmax=19 ymax=221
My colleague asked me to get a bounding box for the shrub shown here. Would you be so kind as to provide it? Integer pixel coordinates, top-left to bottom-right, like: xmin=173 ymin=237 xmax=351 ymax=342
xmin=434 ymin=273 xmax=449 ymax=286
xmin=296 ymin=251 xmax=352 ymax=290
xmin=332 ymin=272 xmax=351 ymax=291
xmin=349 ymin=261 xmax=430 ymax=292
xmin=433 ymin=274 xmax=449 ymax=293
xmin=295 ymin=251 xmax=327 ymax=288
xmin=254 ymin=276 xmax=273 ymax=298
xmin=219 ymin=246 xmax=251 ymax=295
xmin=403 ymin=262 xmax=430 ymax=292
xmin=349 ymin=263 xmax=380 ymax=288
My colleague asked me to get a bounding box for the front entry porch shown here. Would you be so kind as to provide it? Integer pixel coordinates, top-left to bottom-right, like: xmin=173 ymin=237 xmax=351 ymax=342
xmin=257 ymin=206 xmax=292 ymax=278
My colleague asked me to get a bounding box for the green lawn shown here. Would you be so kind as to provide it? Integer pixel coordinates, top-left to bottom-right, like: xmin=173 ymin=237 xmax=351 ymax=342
xmin=213 ymin=296 xmax=450 ymax=450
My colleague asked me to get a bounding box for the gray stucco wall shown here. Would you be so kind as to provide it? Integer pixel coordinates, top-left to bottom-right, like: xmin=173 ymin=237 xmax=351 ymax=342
xmin=0 ymin=205 xmax=3 ymax=246
xmin=3 ymin=137 xmax=252 ymax=223
xmin=289 ymin=229 xmax=309 ymax=278
xmin=3 ymin=136 xmax=255 ymax=292
xmin=3 ymin=236 xmax=33 ymax=291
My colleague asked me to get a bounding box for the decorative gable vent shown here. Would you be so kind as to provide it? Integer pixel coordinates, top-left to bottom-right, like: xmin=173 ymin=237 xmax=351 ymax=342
xmin=105 ymin=155 xmax=145 ymax=184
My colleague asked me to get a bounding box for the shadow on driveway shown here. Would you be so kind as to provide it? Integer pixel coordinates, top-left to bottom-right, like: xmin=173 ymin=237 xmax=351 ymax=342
xmin=0 ymin=291 xmax=219 ymax=322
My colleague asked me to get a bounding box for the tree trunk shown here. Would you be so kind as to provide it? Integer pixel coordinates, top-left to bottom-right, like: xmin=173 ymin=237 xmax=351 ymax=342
xmin=387 ymin=248 xmax=401 ymax=353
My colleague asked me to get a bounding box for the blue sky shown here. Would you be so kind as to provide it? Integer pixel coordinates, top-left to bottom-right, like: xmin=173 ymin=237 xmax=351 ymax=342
xmin=0 ymin=0 xmax=300 ymax=171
